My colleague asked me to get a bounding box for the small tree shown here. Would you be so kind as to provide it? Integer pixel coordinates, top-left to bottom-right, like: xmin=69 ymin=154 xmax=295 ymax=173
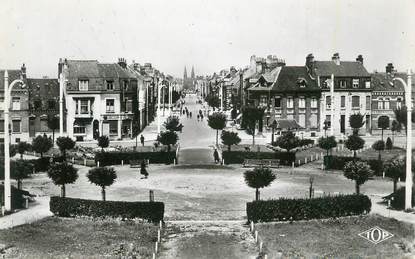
xmin=318 ymin=136 xmax=337 ymax=156
xmin=47 ymin=163 xmax=78 ymax=197
xmin=345 ymin=134 xmax=365 ymax=159
xmin=47 ymin=115 xmax=59 ymax=143
xmin=56 ymin=137 xmax=76 ymax=160
xmin=377 ymin=116 xmax=390 ymax=141
xmin=384 ymin=159 xmax=405 ymax=192
xmin=97 ymin=135 xmax=110 ymax=152
xmin=205 ymin=94 xmax=220 ymax=109
xmin=87 ymin=167 xmax=117 ymax=201
xmin=244 ymin=167 xmax=276 ymax=201
xmin=32 ymin=134 xmax=53 ymax=158
xmin=386 ymin=137 xmax=393 ymax=150
xmin=372 ymin=140 xmax=385 ymax=161
xmin=274 ymin=131 xmax=301 ymax=153
xmin=391 ymin=120 xmax=401 ymax=144
xmin=349 ymin=113 xmax=365 ymax=135
xmin=221 ymin=130 xmax=241 ymax=151
xmin=17 ymin=142 xmax=31 ymax=159
xmin=394 ymin=106 xmax=415 ymax=135
xmin=242 ymin=106 xmax=265 ymax=146
xmin=164 ymin=116 xmax=183 ymax=132
xmin=208 ymin=112 xmax=227 ymax=146
xmin=343 ymin=161 xmax=373 ymax=194
xmin=10 ymin=160 xmax=33 ymax=190
xmin=157 ymin=131 xmax=178 ymax=152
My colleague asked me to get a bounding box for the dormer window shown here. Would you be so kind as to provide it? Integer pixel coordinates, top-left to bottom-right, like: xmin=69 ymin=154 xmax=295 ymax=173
xmin=352 ymin=79 xmax=359 ymax=88
xmin=365 ymin=81 xmax=371 ymax=88
xmin=106 ymin=80 xmax=114 ymax=90
xmin=297 ymin=78 xmax=307 ymax=88
xmin=79 ymin=80 xmax=89 ymax=91
xmin=340 ymin=80 xmax=347 ymax=88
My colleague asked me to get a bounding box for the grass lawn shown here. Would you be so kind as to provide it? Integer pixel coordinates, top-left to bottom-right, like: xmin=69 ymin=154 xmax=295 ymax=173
xmin=0 ymin=217 xmax=158 ymax=258
xmin=256 ymin=215 xmax=415 ymax=258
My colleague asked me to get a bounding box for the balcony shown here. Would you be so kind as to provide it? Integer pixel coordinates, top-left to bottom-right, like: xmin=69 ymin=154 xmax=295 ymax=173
xmin=74 ymin=110 xmax=93 ymax=118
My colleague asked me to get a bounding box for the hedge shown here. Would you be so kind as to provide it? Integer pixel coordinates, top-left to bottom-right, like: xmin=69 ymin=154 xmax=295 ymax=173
xmin=384 ymin=187 xmax=415 ymax=210
xmin=0 ymin=185 xmax=33 ymax=210
xmin=50 ymin=196 xmax=164 ymax=222
xmin=247 ymin=194 xmax=371 ymax=222
xmin=324 ymin=156 xmax=383 ymax=175
xmin=95 ymin=151 xmax=176 ymax=166
xmin=222 ymin=151 xmax=295 ymax=165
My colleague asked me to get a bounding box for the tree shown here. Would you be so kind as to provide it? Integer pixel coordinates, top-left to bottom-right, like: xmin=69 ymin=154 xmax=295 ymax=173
xmin=394 ymin=107 xmax=415 ymax=135
xmin=384 ymin=159 xmax=405 ymax=192
xmin=164 ymin=116 xmax=183 ymax=132
xmin=87 ymin=167 xmax=117 ymax=201
xmin=241 ymin=106 xmax=265 ymax=146
xmin=221 ymin=130 xmax=241 ymax=151
xmin=273 ymin=131 xmax=301 ymax=153
xmin=318 ymin=136 xmax=337 ymax=156
xmin=343 ymin=161 xmax=373 ymax=194
xmin=47 ymin=115 xmax=59 ymax=143
xmin=231 ymin=108 xmax=238 ymax=120
xmin=47 ymin=163 xmax=78 ymax=197
xmin=56 ymin=137 xmax=76 ymax=160
xmin=391 ymin=120 xmax=401 ymax=144
xmin=345 ymin=134 xmax=365 ymax=159
xmin=208 ymin=112 xmax=227 ymax=146
xmin=386 ymin=137 xmax=393 ymax=150
xmin=244 ymin=167 xmax=276 ymax=201
xmin=4 ymin=160 xmax=33 ymax=190
xmin=32 ymin=134 xmax=53 ymax=158
xmin=349 ymin=113 xmax=365 ymax=135
xmin=372 ymin=140 xmax=385 ymax=161
xmin=97 ymin=135 xmax=110 ymax=152
xmin=205 ymin=94 xmax=220 ymax=109
xmin=16 ymin=142 xmax=31 ymax=159
xmin=377 ymin=116 xmax=390 ymax=141
xmin=157 ymin=131 xmax=178 ymax=152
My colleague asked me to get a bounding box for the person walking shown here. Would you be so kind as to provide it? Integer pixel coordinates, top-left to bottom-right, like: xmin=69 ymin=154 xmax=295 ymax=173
xmin=197 ymin=114 xmax=200 ymax=121
xmin=213 ymin=148 xmax=220 ymax=164
xmin=200 ymin=114 xmax=204 ymax=121
xmin=189 ymin=112 xmax=192 ymax=118
xmin=140 ymin=134 xmax=145 ymax=146
xmin=140 ymin=160 xmax=149 ymax=179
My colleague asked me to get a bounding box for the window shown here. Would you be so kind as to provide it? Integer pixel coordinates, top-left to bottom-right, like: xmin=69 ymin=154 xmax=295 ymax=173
xmin=259 ymin=95 xmax=267 ymax=107
xmin=325 ymin=115 xmax=331 ymax=128
xmin=287 ymin=97 xmax=293 ymax=108
xmin=106 ymin=99 xmax=115 ymax=113
xmin=48 ymin=100 xmax=56 ymax=110
xmin=40 ymin=119 xmax=48 ymax=132
xmin=377 ymin=98 xmax=384 ymax=110
xmin=365 ymin=81 xmax=371 ymax=88
xmin=299 ymin=114 xmax=305 ymax=127
xmin=341 ymin=96 xmax=346 ymax=108
xmin=299 ymin=97 xmax=305 ymax=108
xmin=310 ymin=114 xmax=318 ymax=128
xmin=106 ymin=80 xmax=114 ymax=90
xmin=397 ymin=98 xmax=402 ymax=109
xmin=0 ymin=97 xmax=4 ymax=110
xmin=109 ymin=121 xmax=118 ymax=135
xmin=125 ymin=99 xmax=133 ymax=112
xmin=123 ymin=81 xmax=129 ymax=90
xmin=326 ymin=95 xmax=331 ymax=109
xmin=340 ymin=80 xmax=347 ymax=88
xmin=366 ymin=96 xmax=371 ymax=110
xmin=12 ymin=120 xmax=21 ymax=133
xmin=12 ymin=97 xmax=20 ymax=110
xmin=274 ymin=97 xmax=281 ymax=108
xmin=79 ymin=80 xmax=89 ymax=91
xmin=310 ymin=98 xmax=317 ymax=108
xmin=352 ymin=96 xmax=360 ymax=108
xmin=80 ymin=100 xmax=89 ymax=114
xmin=0 ymin=120 xmax=3 ymax=132
xmin=73 ymin=125 xmax=86 ymax=134
xmin=384 ymin=98 xmax=390 ymax=110
xmin=353 ymin=79 xmax=359 ymax=88
xmin=15 ymin=138 xmax=20 ymax=143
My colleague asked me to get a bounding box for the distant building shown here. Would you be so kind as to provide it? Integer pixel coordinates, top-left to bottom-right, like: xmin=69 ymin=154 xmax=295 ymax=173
xmin=183 ymin=66 xmax=196 ymax=90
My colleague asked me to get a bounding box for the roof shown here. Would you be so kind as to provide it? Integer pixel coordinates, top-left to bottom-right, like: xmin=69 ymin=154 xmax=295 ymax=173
xmin=0 ymin=70 xmax=24 ymax=90
xmin=271 ymin=66 xmax=319 ymax=92
xmin=314 ymin=61 xmax=370 ymax=77
xmin=27 ymin=78 xmax=59 ymax=102
xmin=269 ymin=119 xmax=303 ymax=129
xmin=371 ymin=73 xmax=405 ymax=92
xmin=66 ymin=60 xmax=137 ymax=79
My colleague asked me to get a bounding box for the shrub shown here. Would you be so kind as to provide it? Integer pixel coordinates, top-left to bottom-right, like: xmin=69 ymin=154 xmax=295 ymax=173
xmin=318 ymin=136 xmax=337 ymax=157
xmin=221 ymin=130 xmax=241 ymax=151
xmin=343 ymin=161 xmax=374 ymax=194
xmin=345 ymin=134 xmax=365 ymax=158
xmin=16 ymin=142 xmax=32 ymax=159
xmin=244 ymin=167 xmax=276 ymax=201
xmin=0 ymin=185 xmax=34 ymax=210
xmin=247 ymin=194 xmax=371 ymax=222
xmin=95 ymin=151 xmax=176 ymax=166
xmin=273 ymin=131 xmax=301 ymax=153
xmin=32 ymin=134 xmax=53 ymax=157
xmin=299 ymin=138 xmax=314 ymax=147
xmin=47 ymin=163 xmax=78 ymax=198
xmin=156 ymin=131 xmax=178 ymax=152
xmin=372 ymin=140 xmax=385 ymax=161
xmin=222 ymin=151 xmax=295 ymax=165
xmin=208 ymin=112 xmax=227 ymax=145
xmin=87 ymin=167 xmax=117 ymax=201
xmin=324 ymin=156 xmax=382 ymax=176
xmin=56 ymin=137 xmax=76 ymax=159
xmin=49 ymin=196 xmax=164 ymax=222
xmin=97 ymin=135 xmax=110 ymax=152
xmin=33 ymin=157 xmax=52 ymax=172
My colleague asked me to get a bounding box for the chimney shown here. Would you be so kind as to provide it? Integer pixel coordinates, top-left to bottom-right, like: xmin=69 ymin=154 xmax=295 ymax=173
xmin=386 ymin=63 xmax=394 ymax=74
xmin=21 ymin=63 xmax=26 ymax=79
xmin=306 ymin=54 xmax=315 ymax=74
xmin=332 ymin=53 xmax=340 ymax=65
xmin=356 ymin=55 xmax=364 ymax=64
xmin=118 ymin=58 xmax=127 ymax=68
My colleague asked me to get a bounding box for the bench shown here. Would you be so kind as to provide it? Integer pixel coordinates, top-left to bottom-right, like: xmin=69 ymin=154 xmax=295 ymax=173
xmin=243 ymin=159 xmax=280 ymax=168
xmin=129 ymin=159 xmax=149 ymax=168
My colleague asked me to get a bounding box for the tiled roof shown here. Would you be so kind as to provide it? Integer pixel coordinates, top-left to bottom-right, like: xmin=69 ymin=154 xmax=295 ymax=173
xmin=27 ymin=78 xmax=59 ymax=102
xmin=271 ymin=66 xmax=319 ymax=92
xmin=371 ymin=73 xmax=405 ymax=92
xmin=66 ymin=60 xmax=100 ymax=78
xmin=314 ymin=61 xmax=370 ymax=77
xmin=0 ymin=70 xmax=24 ymax=90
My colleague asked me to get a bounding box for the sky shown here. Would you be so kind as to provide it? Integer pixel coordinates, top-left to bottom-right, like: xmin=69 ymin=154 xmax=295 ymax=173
xmin=0 ymin=0 xmax=414 ymax=78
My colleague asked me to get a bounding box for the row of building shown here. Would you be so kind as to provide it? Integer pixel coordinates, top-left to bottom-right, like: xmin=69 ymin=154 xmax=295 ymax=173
xmin=199 ymin=53 xmax=412 ymax=137
xmin=0 ymin=58 xmax=182 ymax=144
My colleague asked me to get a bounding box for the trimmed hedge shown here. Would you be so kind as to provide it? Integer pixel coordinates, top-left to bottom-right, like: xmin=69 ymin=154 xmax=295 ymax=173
xmin=324 ymin=156 xmax=383 ymax=176
xmin=50 ymin=196 xmax=164 ymax=222
xmin=247 ymin=194 xmax=371 ymax=222
xmin=222 ymin=151 xmax=295 ymax=165
xmin=95 ymin=151 xmax=176 ymax=166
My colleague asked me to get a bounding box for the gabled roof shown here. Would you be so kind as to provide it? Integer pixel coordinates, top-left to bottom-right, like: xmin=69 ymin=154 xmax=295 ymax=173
xmin=371 ymin=73 xmax=405 ymax=92
xmin=314 ymin=61 xmax=370 ymax=77
xmin=0 ymin=70 xmax=24 ymax=90
xmin=271 ymin=66 xmax=319 ymax=92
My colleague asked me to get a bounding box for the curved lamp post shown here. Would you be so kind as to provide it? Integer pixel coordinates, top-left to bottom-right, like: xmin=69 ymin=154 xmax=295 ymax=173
xmin=393 ymin=69 xmax=412 ymax=210
xmin=3 ymin=70 xmax=25 ymax=211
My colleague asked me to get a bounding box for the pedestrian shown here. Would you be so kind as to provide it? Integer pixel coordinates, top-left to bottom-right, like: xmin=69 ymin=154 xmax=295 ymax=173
xmin=140 ymin=134 xmax=145 ymax=146
xmin=213 ymin=148 xmax=220 ymax=164
xmin=197 ymin=114 xmax=200 ymax=121
xmin=186 ymin=110 xmax=189 ymax=118
xmin=190 ymin=112 xmax=192 ymax=118
xmin=201 ymin=114 xmax=204 ymax=121
xmin=140 ymin=160 xmax=149 ymax=179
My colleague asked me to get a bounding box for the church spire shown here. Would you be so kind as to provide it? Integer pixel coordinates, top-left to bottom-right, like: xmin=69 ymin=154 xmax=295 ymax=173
xmin=191 ymin=66 xmax=195 ymax=79
xmin=184 ymin=66 xmax=187 ymax=79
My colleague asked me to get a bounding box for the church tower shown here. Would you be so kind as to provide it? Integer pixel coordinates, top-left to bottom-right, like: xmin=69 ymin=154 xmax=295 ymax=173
xmin=184 ymin=66 xmax=187 ymax=80
xmin=191 ymin=66 xmax=195 ymax=79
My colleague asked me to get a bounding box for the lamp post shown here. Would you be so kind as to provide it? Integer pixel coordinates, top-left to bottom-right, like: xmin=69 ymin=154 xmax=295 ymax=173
xmin=330 ymin=74 xmax=335 ymax=136
xmin=393 ymin=69 xmax=412 ymax=210
xmin=59 ymin=72 xmax=65 ymax=137
xmin=3 ymin=70 xmax=25 ymax=211
xmin=157 ymin=80 xmax=162 ymax=133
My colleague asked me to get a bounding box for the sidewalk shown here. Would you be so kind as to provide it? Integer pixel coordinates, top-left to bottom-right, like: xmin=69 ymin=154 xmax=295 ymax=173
xmin=0 ymin=196 xmax=52 ymax=229
xmin=370 ymin=195 xmax=415 ymax=225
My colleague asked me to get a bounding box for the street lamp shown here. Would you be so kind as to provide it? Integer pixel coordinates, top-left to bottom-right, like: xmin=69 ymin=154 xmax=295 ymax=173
xmin=393 ymin=69 xmax=412 ymax=210
xmin=3 ymin=70 xmax=25 ymax=211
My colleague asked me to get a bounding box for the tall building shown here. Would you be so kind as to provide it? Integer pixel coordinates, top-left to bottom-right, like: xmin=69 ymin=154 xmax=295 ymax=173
xmin=183 ymin=65 xmax=196 ymax=89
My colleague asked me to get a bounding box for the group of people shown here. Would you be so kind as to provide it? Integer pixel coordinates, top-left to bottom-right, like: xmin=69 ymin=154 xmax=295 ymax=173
xmin=196 ymin=109 xmax=204 ymax=121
